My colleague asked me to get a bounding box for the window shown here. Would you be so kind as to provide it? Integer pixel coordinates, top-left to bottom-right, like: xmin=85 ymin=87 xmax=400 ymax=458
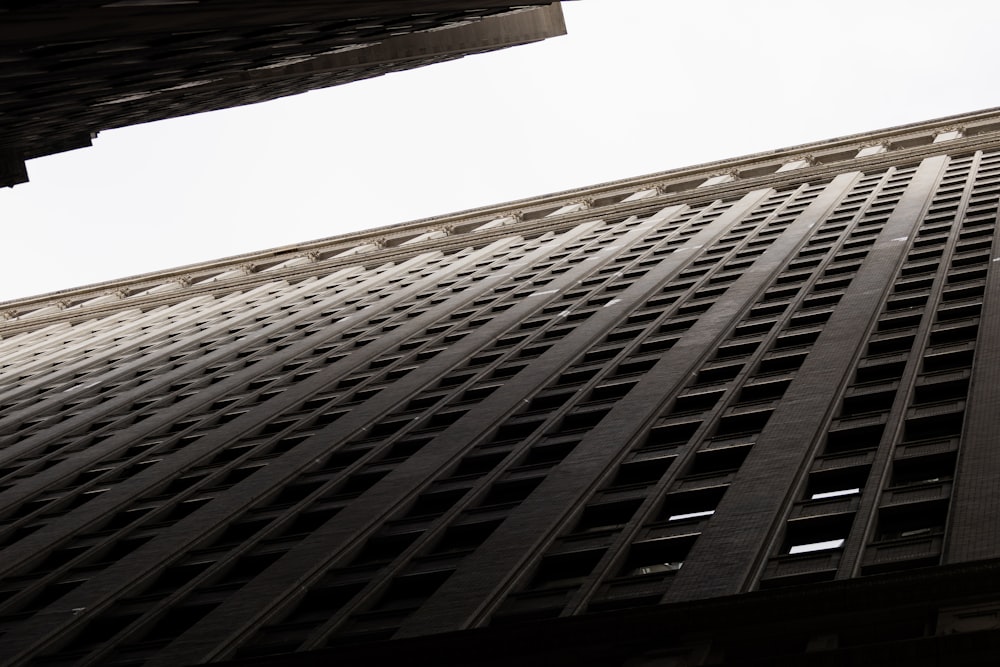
xmin=451 ymin=452 xmax=505 ymax=478
xmin=575 ymin=499 xmax=643 ymax=533
xmin=477 ymin=477 xmax=543 ymax=508
xmin=283 ymin=583 xmax=365 ymax=625
xmin=621 ymin=535 xmax=697 ymax=576
xmin=587 ymin=380 xmax=637 ymax=402
xmin=657 ymin=485 xmax=727 ymax=522
xmin=558 ymin=408 xmax=610 ymax=432
xmin=810 ymin=489 xmax=859 ymax=500
xmin=757 ymin=351 xmax=807 ymax=375
xmin=520 ymin=439 xmax=578 ymax=466
xmin=431 ymin=520 xmax=502 ymax=554
xmin=372 ymin=571 xmax=452 ymax=611
xmin=714 ymin=408 xmax=773 ymax=436
xmin=781 ymin=514 xmax=853 ymax=555
xmin=686 ymin=444 xmax=752 ymax=476
xmin=670 ymin=390 xmax=724 ymax=414
xmin=335 ymin=469 xmax=388 ymax=497
xmin=492 ymin=419 xmax=544 ymax=442
xmin=350 ymin=532 xmax=421 ymax=566
xmin=610 ymin=455 xmax=674 ymax=487
xmin=875 ymin=500 xmax=948 ymax=542
xmin=789 ymin=539 xmax=844 ymax=554
xmin=738 ymin=379 xmax=790 ymax=403
xmin=840 ymin=386 xmax=896 ymax=416
xmin=804 ymin=467 xmax=866 ymax=505
xmin=404 ymin=488 xmax=468 ymax=518
xmin=531 ymin=549 xmax=605 ymax=588
xmin=644 ymin=421 xmax=701 ymax=449
xmin=825 ymin=422 xmax=884 ymax=454
xmin=890 ymin=451 xmax=956 ymax=487
xmin=913 ymin=375 xmax=970 ymax=404
xmin=902 ymin=409 xmax=965 ymax=442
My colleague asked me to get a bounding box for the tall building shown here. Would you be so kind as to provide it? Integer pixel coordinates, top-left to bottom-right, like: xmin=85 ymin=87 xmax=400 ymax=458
xmin=3 ymin=107 xmax=1000 ymax=667
xmin=0 ymin=2 xmax=567 ymax=187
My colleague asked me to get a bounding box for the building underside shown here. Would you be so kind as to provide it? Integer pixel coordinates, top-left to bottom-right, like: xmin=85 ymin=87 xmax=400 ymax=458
xmin=0 ymin=1 xmax=567 ymax=186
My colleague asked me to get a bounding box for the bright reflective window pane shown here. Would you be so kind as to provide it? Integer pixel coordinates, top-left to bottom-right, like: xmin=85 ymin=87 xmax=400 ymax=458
xmin=810 ymin=488 xmax=860 ymax=500
xmin=789 ymin=538 xmax=845 ymax=554
xmin=668 ymin=510 xmax=715 ymax=521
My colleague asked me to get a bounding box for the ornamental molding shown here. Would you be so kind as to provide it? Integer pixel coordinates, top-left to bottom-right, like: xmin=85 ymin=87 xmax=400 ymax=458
xmin=7 ymin=110 xmax=1000 ymax=320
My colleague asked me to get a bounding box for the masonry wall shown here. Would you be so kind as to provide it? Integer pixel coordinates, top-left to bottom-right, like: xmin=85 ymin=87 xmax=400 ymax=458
xmin=1 ymin=124 xmax=1000 ymax=665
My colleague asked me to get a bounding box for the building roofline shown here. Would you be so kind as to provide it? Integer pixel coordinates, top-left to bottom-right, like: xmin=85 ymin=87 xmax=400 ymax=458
xmin=5 ymin=104 xmax=1000 ymax=322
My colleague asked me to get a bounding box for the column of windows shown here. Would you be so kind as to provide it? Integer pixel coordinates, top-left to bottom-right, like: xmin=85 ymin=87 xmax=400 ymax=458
xmin=756 ymin=153 xmax=998 ymax=587
xmin=486 ymin=176 xmax=908 ymax=619
xmin=219 ymin=208 xmax=718 ymax=655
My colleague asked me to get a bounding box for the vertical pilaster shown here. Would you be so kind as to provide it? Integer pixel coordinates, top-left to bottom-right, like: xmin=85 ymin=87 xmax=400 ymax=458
xmin=395 ymin=179 xmax=858 ymax=638
xmin=945 ymin=202 xmax=1000 ymax=563
xmin=665 ymin=155 xmax=948 ymax=602
xmin=149 ymin=193 xmax=771 ymax=665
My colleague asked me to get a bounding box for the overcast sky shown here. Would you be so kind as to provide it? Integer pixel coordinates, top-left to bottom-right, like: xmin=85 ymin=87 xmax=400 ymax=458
xmin=4 ymin=0 xmax=1000 ymax=303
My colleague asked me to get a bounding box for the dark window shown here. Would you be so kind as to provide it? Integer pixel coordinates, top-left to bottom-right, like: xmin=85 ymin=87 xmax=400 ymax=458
xmin=825 ymin=423 xmax=884 ymax=454
xmin=373 ymin=571 xmax=452 ymax=611
xmin=478 ymin=477 xmax=543 ymax=508
xmin=644 ymin=421 xmax=701 ymax=449
xmin=714 ymin=409 xmax=773 ymax=436
xmin=903 ymin=409 xmax=965 ymax=442
xmin=531 ymin=549 xmax=605 ymax=587
xmin=453 ymin=451 xmax=507 ymax=477
xmin=671 ymin=390 xmax=725 ymax=414
xmin=430 ymin=520 xmax=502 ymax=554
xmin=890 ymin=451 xmax=957 ymax=487
xmin=875 ymin=500 xmax=949 ymax=541
xmin=686 ymin=444 xmax=752 ymax=476
xmin=351 ymin=532 xmax=421 ymax=566
xmin=405 ymin=489 xmax=469 ymax=518
xmin=621 ymin=535 xmax=697 ymax=576
xmin=610 ymin=455 xmax=674 ymax=487
xmin=575 ymin=499 xmax=644 ymax=532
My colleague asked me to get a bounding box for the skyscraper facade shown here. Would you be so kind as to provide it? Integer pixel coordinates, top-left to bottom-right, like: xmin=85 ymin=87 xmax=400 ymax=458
xmin=0 ymin=2 xmax=567 ymax=187
xmin=2 ymin=108 xmax=1000 ymax=666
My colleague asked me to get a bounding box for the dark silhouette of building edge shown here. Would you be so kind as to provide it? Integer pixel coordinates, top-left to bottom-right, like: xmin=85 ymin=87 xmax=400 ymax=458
xmin=0 ymin=2 xmax=567 ymax=187
xmin=1 ymin=108 xmax=1000 ymax=666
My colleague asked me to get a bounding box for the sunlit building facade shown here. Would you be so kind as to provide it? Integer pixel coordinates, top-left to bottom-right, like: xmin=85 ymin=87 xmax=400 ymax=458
xmin=2 ymin=108 xmax=1000 ymax=665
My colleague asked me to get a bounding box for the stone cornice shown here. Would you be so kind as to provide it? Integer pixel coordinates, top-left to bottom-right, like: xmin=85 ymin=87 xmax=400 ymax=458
xmin=5 ymin=106 xmax=1000 ymax=332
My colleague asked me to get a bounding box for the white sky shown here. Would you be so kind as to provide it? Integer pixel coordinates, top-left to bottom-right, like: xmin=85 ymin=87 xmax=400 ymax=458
xmin=4 ymin=0 xmax=1000 ymax=303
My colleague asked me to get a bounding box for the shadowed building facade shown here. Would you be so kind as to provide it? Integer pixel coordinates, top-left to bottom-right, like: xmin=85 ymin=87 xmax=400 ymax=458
xmin=3 ymin=108 xmax=1000 ymax=665
xmin=0 ymin=1 xmax=567 ymax=187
